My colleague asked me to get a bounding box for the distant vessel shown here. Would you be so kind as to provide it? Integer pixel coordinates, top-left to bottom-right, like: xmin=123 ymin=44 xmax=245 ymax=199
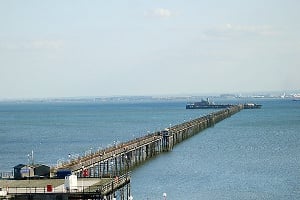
xmin=186 ymin=98 xmax=262 ymax=109
xmin=186 ymin=98 xmax=232 ymax=109
xmin=243 ymin=103 xmax=262 ymax=109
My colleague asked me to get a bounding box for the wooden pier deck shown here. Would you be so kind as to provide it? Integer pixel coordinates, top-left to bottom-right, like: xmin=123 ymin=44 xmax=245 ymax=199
xmin=0 ymin=174 xmax=130 ymax=200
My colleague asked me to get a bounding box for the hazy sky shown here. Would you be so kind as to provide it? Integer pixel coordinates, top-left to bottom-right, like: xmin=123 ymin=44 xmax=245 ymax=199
xmin=1 ymin=0 xmax=299 ymax=98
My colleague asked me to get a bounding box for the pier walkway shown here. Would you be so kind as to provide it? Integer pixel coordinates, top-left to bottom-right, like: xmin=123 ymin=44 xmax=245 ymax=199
xmin=53 ymin=105 xmax=243 ymax=179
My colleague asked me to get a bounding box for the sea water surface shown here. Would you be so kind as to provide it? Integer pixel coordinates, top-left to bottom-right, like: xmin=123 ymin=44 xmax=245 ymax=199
xmin=0 ymin=99 xmax=299 ymax=199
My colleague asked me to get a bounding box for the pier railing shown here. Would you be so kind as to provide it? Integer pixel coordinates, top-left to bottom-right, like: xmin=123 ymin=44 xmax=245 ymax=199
xmin=5 ymin=174 xmax=130 ymax=196
xmin=0 ymin=172 xmax=13 ymax=179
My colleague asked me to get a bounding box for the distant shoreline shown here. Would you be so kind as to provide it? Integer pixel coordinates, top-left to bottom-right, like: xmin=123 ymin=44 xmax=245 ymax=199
xmin=1 ymin=91 xmax=300 ymax=103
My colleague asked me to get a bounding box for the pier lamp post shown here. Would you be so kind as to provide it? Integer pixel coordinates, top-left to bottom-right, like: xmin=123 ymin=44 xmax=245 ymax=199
xmin=81 ymin=164 xmax=84 ymax=192
xmin=27 ymin=153 xmax=31 ymax=181
xmin=100 ymin=155 xmax=103 ymax=179
xmin=109 ymin=160 xmax=115 ymax=199
xmin=110 ymin=160 xmax=114 ymax=178
xmin=124 ymin=155 xmax=128 ymax=175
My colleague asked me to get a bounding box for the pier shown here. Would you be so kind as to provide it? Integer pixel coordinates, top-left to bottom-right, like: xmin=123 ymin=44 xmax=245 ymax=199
xmin=62 ymin=105 xmax=241 ymax=174
xmin=1 ymin=105 xmax=243 ymax=199
xmin=53 ymin=105 xmax=242 ymax=178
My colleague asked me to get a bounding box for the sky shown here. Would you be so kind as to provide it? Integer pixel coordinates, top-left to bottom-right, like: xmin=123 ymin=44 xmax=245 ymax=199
xmin=1 ymin=0 xmax=300 ymax=99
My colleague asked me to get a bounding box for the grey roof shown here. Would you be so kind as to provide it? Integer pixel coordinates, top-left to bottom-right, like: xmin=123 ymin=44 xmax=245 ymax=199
xmin=13 ymin=164 xmax=26 ymax=169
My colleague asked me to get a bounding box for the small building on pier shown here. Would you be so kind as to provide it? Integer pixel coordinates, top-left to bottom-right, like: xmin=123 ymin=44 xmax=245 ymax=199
xmin=13 ymin=164 xmax=50 ymax=179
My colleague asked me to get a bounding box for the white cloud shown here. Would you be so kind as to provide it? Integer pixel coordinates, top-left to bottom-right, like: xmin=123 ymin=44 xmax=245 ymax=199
xmin=144 ymin=8 xmax=174 ymax=18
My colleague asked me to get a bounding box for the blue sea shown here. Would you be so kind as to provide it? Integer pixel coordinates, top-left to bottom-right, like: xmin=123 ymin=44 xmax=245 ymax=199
xmin=0 ymin=98 xmax=299 ymax=199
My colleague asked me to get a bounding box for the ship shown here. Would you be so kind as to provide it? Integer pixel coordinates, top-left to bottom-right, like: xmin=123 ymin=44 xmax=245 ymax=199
xmin=186 ymin=98 xmax=232 ymax=109
xmin=186 ymin=98 xmax=262 ymax=109
xmin=243 ymin=103 xmax=262 ymax=109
